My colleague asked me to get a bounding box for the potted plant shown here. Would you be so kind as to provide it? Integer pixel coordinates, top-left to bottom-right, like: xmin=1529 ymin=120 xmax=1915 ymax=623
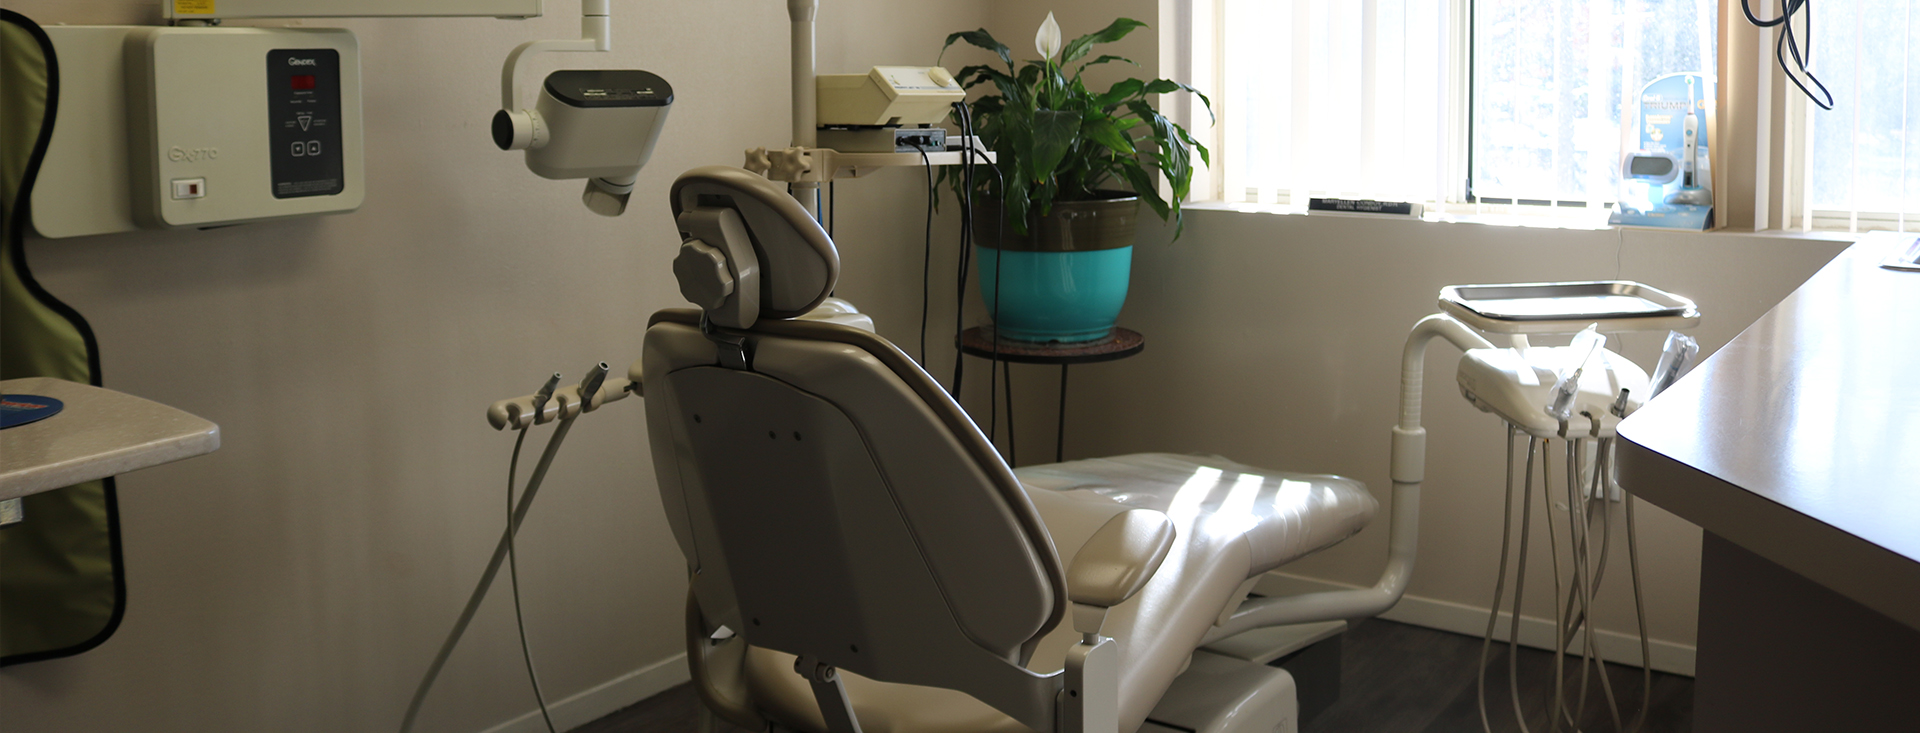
xmin=941 ymin=13 xmax=1210 ymax=343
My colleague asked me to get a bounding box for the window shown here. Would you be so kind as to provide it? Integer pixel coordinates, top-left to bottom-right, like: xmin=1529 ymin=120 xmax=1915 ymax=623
xmin=1183 ymin=0 xmax=1716 ymax=212
xmin=1793 ymin=0 xmax=1920 ymax=232
xmin=1176 ymin=0 xmax=1919 ymax=232
xmin=1470 ymin=0 xmax=1717 ymax=207
xmin=1196 ymin=0 xmax=1456 ymax=208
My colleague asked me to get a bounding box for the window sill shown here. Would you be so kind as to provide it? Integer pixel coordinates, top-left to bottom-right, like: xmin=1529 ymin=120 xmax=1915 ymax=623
xmin=1183 ymin=200 xmax=1864 ymax=244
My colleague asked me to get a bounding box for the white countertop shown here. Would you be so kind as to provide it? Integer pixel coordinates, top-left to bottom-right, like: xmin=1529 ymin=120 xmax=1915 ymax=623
xmin=1 ymin=377 xmax=219 ymax=501
xmin=1617 ymin=232 xmax=1920 ymax=631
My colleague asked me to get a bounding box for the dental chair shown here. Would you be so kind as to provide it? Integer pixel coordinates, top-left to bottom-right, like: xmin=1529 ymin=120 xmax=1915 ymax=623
xmin=639 ymin=167 xmax=1399 ymax=733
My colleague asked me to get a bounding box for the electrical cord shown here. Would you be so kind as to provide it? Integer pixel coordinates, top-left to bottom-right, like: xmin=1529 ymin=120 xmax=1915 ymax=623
xmin=399 ymin=376 xmax=573 ymax=733
xmin=1742 ymin=0 xmax=1834 ymax=110
xmin=953 ymin=108 xmax=1013 ymax=457
xmin=950 ymin=101 xmax=976 ymax=398
xmin=1003 ymin=360 xmax=1017 ymax=467
xmin=919 ymin=146 xmax=935 ymax=367
xmin=983 ymin=135 xmax=1007 ymax=454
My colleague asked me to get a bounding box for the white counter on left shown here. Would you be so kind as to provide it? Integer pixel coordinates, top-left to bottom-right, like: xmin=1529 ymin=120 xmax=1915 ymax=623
xmin=1 ymin=377 xmax=219 ymax=501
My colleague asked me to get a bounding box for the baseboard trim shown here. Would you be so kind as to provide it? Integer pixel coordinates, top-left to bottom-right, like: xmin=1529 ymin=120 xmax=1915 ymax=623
xmin=1254 ymin=573 xmax=1696 ymax=677
xmin=479 ymin=652 xmax=691 ymax=733
xmin=472 ymin=569 xmax=1694 ymax=733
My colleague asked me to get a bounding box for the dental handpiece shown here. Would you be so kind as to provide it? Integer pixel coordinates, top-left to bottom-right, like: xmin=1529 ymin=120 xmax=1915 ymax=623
xmin=1648 ymin=331 xmax=1700 ymax=397
xmin=1547 ymin=325 xmax=1606 ymax=422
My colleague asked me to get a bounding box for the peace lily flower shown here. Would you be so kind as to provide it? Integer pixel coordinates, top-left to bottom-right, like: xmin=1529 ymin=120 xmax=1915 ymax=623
xmin=1035 ymin=12 xmax=1062 ymax=62
xmin=939 ymin=14 xmax=1212 ymax=237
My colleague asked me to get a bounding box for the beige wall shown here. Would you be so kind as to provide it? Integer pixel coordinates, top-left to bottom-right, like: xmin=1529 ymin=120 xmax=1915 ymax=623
xmin=1070 ymin=212 xmax=1846 ymax=657
xmin=0 ymin=1 xmax=1857 ymax=731
xmin=982 ymin=0 xmax=1853 ymax=664
xmin=0 ymin=2 xmax=986 ymax=732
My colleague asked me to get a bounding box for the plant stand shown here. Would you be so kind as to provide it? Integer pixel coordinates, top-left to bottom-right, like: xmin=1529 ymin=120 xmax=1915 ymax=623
xmin=958 ymin=326 xmax=1144 ymax=465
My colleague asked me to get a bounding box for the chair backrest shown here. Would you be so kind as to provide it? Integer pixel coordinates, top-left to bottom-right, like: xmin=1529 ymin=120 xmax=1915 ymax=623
xmin=643 ymin=168 xmax=1066 ymax=719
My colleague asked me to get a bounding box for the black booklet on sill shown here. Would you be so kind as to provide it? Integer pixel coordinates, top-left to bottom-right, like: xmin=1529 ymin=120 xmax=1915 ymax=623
xmin=1308 ymin=198 xmax=1424 ymax=217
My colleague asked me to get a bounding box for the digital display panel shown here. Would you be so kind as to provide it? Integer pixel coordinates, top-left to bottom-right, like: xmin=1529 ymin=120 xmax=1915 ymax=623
xmin=1630 ymin=156 xmax=1674 ymax=176
xmin=267 ymin=49 xmax=344 ymax=198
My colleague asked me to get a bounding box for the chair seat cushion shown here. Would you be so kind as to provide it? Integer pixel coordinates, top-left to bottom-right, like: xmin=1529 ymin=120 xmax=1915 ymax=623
xmin=733 ymin=453 xmax=1374 ymax=733
xmin=1015 ymin=453 xmax=1377 ymax=577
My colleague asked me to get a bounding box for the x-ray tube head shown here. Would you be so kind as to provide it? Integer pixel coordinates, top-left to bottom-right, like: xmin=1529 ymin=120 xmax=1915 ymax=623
xmin=493 ymin=69 xmax=673 ymax=216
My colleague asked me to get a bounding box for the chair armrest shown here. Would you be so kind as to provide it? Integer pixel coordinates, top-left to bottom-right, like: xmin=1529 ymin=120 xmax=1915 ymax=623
xmin=1066 ymin=509 xmax=1176 ymax=608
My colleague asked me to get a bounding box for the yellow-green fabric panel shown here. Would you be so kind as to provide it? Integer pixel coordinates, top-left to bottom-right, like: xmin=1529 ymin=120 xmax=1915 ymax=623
xmin=1 ymin=14 xmax=122 ymax=662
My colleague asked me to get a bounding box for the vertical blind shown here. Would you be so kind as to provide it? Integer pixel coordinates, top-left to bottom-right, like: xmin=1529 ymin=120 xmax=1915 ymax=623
xmin=1798 ymin=0 xmax=1920 ymax=232
xmin=1191 ymin=0 xmax=1915 ymax=230
xmin=1213 ymin=0 xmax=1456 ymax=208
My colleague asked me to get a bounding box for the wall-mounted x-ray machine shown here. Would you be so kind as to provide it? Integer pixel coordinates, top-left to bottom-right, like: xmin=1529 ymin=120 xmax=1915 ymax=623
xmin=31 ymin=25 xmax=368 ymax=237
xmin=31 ymin=0 xmax=662 ymax=237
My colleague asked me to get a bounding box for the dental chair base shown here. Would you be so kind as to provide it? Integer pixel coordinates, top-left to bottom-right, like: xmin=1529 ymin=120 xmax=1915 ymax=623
xmin=1139 ymin=651 xmax=1300 ymax=733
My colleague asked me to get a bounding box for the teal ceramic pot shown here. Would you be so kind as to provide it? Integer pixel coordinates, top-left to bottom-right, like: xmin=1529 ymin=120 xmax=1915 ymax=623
xmin=975 ymin=193 xmax=1139 ymax=343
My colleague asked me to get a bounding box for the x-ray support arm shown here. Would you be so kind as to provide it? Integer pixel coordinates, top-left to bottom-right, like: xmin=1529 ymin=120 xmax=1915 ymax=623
xmin=500 ymin=0 xmax=611 ymax=111
xmin=1202 ymin=315 xmax=1493 ymax=643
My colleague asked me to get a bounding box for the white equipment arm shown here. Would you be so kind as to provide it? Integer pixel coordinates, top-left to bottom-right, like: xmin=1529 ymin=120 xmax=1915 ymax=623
xmin=500 ymin=0 xmax=611 ymax=111
xmin=1203 ymin=314 xmax=1493 ymax=642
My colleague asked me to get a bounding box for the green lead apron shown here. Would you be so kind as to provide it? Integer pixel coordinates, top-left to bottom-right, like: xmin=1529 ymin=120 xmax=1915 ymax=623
xmin=1 ymin=9 xmax=128 ymax=666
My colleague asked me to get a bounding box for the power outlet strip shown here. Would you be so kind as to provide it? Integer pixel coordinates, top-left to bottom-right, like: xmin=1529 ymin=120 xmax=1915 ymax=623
xmin=816 ymin=127 xmax=947 ymax=153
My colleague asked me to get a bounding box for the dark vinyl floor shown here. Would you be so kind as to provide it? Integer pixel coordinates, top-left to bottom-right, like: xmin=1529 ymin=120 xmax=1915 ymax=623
xmin=577 ymin=620 xmax=1692 ymax=733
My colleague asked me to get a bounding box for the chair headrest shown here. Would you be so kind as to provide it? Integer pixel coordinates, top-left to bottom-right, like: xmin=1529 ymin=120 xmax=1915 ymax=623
xmin=669 ymin=166 xmax=839 ymax=329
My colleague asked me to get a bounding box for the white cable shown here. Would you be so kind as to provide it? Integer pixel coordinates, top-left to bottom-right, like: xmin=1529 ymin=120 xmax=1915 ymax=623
xmin=1477 ymin=426 xmax=1523 ymax=733
xmin=1622 ymin=439 xmax=1654 ymax=733
xmin=1586 ymin=441 xmax=1623 ymax=732
xmin=1543 ymin=442 xmax=1568 ymax=733
xmin=399 ymin=417 xmax=575 ymax=733
xmin=508 ymin=422 xmax=562 ymax=733
xmin=1506 ymin=437 xmax=1543 ymax=732
xmin=1567 ymin=439 xmax=1607 ymax=731
xmin=1564 ymin=441 xmax=1588 ymax=730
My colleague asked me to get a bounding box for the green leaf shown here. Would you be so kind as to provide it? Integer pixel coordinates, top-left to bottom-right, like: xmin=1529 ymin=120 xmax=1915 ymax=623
xmin=1094 ymin=78 xmax=1145 ymax=109
xmin=941 ymin=29 xmax=1013 ymax=71
xmin=1143 ymin=79 xmax=1216 ymax=124
xmin=1028 ymin=110 xmax=1081 ymax=185
xmin=1060 ymin=18 xmax=1147 ymax=65
xmin=1081 ymin=117 xmax=1135 ymax=158
xmin=1017 ymin=62 xmax=1043 ymax=92
xmin=1004 ymin=174 xmax=1033 ymax=234
xmin=1120 ymin=166 xmax=1171 ymax=219
xmin=1126 ymin=99 xmax=1191 ymax=200
xmin=968 ymin=95 xmax=1006 ymax=118
xmin=1073 ymin=54 xmax=1138 ymax=82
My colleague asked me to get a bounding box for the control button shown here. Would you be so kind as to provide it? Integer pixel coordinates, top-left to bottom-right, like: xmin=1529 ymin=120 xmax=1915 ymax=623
xmin=292 ymin=142 xmax=306 ymax=157
xmin=171 ymin=178 xmax=206 ymax=200
xmin=305 ymin=141 xmax=321 ymax=156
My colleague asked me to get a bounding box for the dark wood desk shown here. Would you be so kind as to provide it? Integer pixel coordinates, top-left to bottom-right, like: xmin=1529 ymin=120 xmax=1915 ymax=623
xmin=1616 ymin=232 xmax=1920 ymax=732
